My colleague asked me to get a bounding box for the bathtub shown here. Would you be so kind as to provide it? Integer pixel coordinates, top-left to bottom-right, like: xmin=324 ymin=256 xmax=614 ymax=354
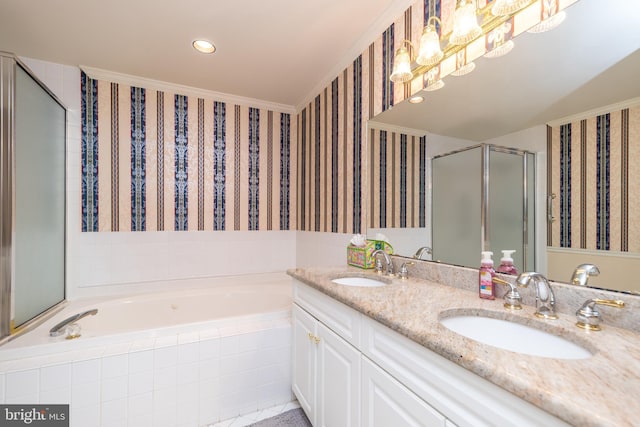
xmin=0 ymin=272 xmax=294 ymax=427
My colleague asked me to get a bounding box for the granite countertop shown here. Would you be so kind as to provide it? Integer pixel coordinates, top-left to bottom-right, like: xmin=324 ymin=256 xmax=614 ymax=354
xmin=287 ymin=266 xmax=640 ymax=427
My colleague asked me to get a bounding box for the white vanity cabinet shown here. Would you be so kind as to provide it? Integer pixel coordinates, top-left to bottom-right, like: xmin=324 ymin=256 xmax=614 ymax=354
xmin=292 ymin=280 xmax=568 ymax=427
xmin=292 ymin=297 xmax=361 ymax=426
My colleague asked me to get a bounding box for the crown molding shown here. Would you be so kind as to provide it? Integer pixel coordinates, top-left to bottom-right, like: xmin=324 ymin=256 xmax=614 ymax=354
xmin=546 ymin=97 xmax=640 ymax=127
xmin=81 ymin=66 xmax=296 ymax=114
xmin=367 ymin=120 xmax=427 ymax=137
xmin=294 ymin=0 xmax=415 ymax=113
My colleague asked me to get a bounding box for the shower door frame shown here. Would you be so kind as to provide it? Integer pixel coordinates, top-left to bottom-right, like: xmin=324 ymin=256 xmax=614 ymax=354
xmin=0 ymin=52 xmax=67 ymax=344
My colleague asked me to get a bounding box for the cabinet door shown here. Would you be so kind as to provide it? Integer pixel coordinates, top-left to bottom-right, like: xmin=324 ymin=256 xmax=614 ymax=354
xmin=317 ymin=322 xmax=361 ymax=427
xmin=292 ymin=304 xmax=318 ymax=424
xmin=362 ymin=357 xmax=446 ymax=427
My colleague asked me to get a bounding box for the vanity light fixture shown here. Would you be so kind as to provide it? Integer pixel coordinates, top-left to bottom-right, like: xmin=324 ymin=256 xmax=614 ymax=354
xmin=449 ymin=0 xmax=482 ymax=45
xmin=485 ymin=22 xmax=514 ymax=58
xmin=491 ymin=0 xmax=530 ymax=16
xmin=409 ymin=95 xmax=424 ymax=104
xmin=451 ymin=49 xmax=475 ymax=76
xmin=192 ymin=39 xmax=216 ymax=54
xmin=390 ymin=40 xmax=416 ymax=83
xmin=423 ymin=67 xmax=444 ymax=92
xmin=527 ymin=0 xmax=566 ymax=33
xmin=416 ymin=16 xmax=443 ymax=67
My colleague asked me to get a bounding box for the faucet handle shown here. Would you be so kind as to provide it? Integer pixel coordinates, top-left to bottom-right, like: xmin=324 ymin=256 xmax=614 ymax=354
xmin=375 ymin=258 xmax=384 ymax=274
xmin=493 ymin=277 xmax=522 ymax=310
xmin=576 ymin=299 xmax=625 ymax=331
xmin=399 ymin=262 xmax=415 ymax=280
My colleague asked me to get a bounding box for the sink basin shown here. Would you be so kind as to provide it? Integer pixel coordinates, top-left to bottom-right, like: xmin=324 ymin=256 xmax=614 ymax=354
xmin=332 ymin=277 xmax=387 ymax=287
xmin=440 ymin=315 xmax=592 ymax=359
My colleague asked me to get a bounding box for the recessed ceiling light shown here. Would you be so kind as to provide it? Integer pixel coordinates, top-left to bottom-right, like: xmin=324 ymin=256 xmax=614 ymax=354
xmin=409 ymin=95 xmax=424 ymax=104
xmin=193 ymin=40 xmax=216 ymax=54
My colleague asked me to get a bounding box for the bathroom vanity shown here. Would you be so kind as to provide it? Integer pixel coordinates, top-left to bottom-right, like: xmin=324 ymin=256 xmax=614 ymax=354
xmin=288 ymin=262 xmax=640 ymax=427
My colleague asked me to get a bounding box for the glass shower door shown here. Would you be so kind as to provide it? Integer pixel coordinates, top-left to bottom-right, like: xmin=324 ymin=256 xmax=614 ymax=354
xmin=12 ymin=64 xmax=66 ymax=327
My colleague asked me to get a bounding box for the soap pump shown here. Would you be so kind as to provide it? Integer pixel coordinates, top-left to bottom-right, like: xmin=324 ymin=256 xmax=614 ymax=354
xmin=497 ymin=250 xmax=518 ymax=275
xmin=479 ymin=251 xmax=495 ymax=300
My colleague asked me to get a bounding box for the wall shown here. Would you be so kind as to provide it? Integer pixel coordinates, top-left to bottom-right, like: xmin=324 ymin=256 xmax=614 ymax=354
xmin=548 ymin=105 xmax=640 ymax=252
xmin=547 ymin=103 xmax=640 ymax=291
xmin=21 ymin=58 xmax=298 ymax=299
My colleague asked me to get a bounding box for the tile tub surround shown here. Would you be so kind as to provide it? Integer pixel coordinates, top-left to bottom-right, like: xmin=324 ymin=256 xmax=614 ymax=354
xmin=287 ymin=263 xmax=640 ymax=427
xmin=0 ymin=317 xmax=293 ymax=427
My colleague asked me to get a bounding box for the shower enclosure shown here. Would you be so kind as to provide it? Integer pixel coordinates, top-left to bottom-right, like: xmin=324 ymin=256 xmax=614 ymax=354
xmin=431 ymin=144 xmax=535 ymax=272
xmin=0 ymin=53 xmax=66 ymax=342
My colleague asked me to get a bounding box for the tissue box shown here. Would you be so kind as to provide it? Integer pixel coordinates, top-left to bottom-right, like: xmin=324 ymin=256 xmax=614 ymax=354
xmin=347 ymin=240 xmax=393 ymax=269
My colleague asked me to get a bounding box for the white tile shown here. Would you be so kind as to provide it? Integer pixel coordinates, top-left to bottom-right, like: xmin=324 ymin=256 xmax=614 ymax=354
xmin=101 ymin=375 xmax=128 ymax=402
xmin=71 ymin=381 xmax=100 ymax=408
xmin=177 ymin=362 xmax=199 ymax=385
xmin=5 ymin=393 xmax=38 ymax=404
xmin=176 ymin=383 xmax=199 ymax=424
xmin=101 ymin=397 xmax=127 ymax=426
xmin=102 ymin=354 xmax=128 ymax=379
xmin=0 ymin=372 xmax=5 ymax=403
xmin=154 ymin=365 xmax=177 ymax=389
xmin=128 ymin=370 xmax=153 ymax=396
xmin=178 ymin=342 xmax=199 ymax=364
xmin=128 ymin=415 xmax=153 ymax=427
xmin=71 ymin=404 xmax=101 ymax=427
xmin=127 ymin=391 xmax=152 ymax=419
xmin=40 ymin=363 xmax=71 ymax=391
xmin=199 ymin=357 xmax=220 ymax=381
xmin=238 ymin=332 xmax=260 ymax=353
xmin=129 ymin=350 xmax=153 ymax=373
xmin=5 ymin=369 xmax=39 ymax=399
xmin=72 ymin=358 xmax=101 ymax=384
xmin=154 ymin=346 xmax=177 ymax=369
xmin=39 ymin=386 xmax=71 ymax=404
xmin=178 ymin=331 xmax=200 ymax=345
xmin=200 ymin=338 xmax=220 ymax=360
xmin=153 ymin=386 xmax=177 ymax=411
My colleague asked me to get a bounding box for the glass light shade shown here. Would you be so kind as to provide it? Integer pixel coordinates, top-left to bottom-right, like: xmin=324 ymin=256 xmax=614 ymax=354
xmin=449 ymin=1 xmax=482 ymax=45
xmin=485 ymin=39 xmax=514 ymax=58
xmin=424 ymin=78 xmax=444 ymax=91
xmin=527 ymin=10 xmax=566 ymax=33
xmin=416 ymin=26 xmax=443 ymax=66
xmin=390 ymin=46 xmax=413 ymax=83
xmin=409 ymin=95 xmax=424 ymax=104
xmin=451 ymin=61 xmax=476 ymax=76
xmin=491 ymin=0 xmax=530 ymax=16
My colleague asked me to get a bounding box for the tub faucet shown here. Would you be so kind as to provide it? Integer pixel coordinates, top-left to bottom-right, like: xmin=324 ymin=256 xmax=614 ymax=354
xmin=413 ymin=246 xmax=432 ymax=260
xmin=49 ymin=309 xmax=98 ymax=337
xmin=571 ymin=264 xmax=600 ymax=286
xmin=515 ymin=272 xmax=558 ymax=320
xmin=372 ymin=249 xmax=394 ymax=276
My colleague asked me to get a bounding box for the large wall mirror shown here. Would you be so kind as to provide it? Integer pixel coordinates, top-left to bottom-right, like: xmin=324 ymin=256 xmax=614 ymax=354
xmin=367 ymin=0 xmax=640 ymax=293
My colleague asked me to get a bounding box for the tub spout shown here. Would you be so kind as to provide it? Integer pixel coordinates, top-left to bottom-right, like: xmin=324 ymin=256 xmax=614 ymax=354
xmin=49 ymin=309 xmax=98 ymax=337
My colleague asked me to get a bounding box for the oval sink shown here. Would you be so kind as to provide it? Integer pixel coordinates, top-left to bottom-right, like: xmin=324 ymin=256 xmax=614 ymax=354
xmin=440 ymin=315 xmax=592 ymax=360
xmin=332 ymin=277 xmax=387 ymax=287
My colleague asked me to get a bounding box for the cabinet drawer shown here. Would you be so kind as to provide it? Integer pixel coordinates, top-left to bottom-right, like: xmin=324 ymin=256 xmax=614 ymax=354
xmin=361 ymin=316 xmax=569 ymax=427
xmin=294 ymin=280 xmax=361 ymax=347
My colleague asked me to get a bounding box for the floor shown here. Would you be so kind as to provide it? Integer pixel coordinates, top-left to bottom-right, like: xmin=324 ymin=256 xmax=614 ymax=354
xmin=209 ymin=401 xmax=301 ymax=427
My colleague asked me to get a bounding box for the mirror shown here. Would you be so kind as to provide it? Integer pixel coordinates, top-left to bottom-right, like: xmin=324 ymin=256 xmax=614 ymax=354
xmin=367 ymin=0 xmax=640 ymax=293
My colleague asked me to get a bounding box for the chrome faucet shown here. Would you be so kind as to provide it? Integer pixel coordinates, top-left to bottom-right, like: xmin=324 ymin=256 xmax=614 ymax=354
xmin=570 ymin=264 xmax=600 ymax=286
xmin=576 ymin=298 xmax=625 ymax=331
xmin=413 ymin=246 xmax=432 ymax=260
xmin=372 ymin=249 xmax=395 ymax=276
xmin=49 ymin=309 xmax=98 ymax=337
xmin=515 ymin=272 xmax=558 ymax=319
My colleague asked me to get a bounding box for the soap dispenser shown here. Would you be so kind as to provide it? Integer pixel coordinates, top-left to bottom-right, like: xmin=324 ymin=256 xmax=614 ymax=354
xmin=496 ymin=250 xmax=518 ymax=275
xmin=479 ymin=251 xmax=495 ymax=300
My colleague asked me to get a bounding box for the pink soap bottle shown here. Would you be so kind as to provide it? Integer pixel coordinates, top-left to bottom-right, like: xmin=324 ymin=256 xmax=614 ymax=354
xmin=497 ymin=250 xmax=518 ymax=275
xmin=479 ymin=251 xmax=495 ymax=300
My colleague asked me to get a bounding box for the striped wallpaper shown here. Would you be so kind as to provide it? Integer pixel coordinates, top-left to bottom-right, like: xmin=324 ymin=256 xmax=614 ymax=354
xmin=294 ymin=0 xmax=562 ymax=234
xmin=548 ymin=105 xmax=640 ymax=252
xmin=81 ymin=72 xmax=294 ymax=232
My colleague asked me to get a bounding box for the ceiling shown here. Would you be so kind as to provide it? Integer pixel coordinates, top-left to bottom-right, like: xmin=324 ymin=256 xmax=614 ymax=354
xmin=0 ymin=0 xmax=411 ymax=107
xmin=1 ymin=0 xmax=639 ymax=136
xmin=370 ymin=0 xmax=640 ymax=141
